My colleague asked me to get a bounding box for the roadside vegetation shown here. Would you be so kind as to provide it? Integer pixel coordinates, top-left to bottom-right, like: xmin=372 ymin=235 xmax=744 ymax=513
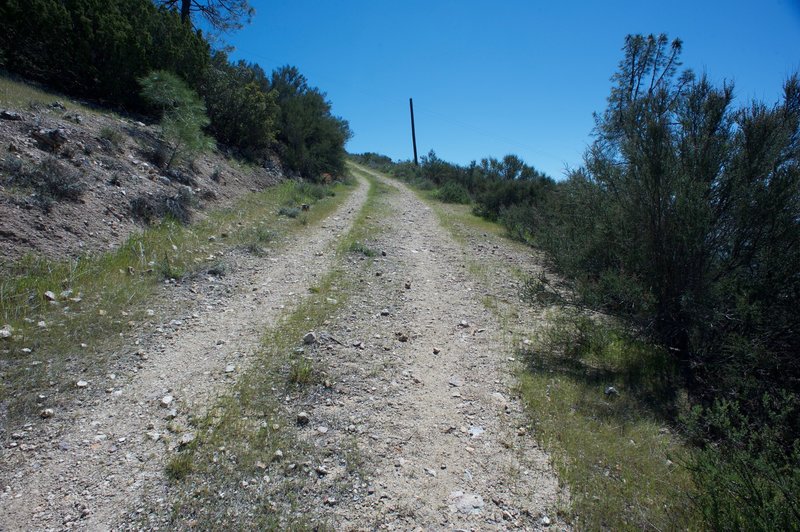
xmin=0 ymin=0 xmax=350 ymax=180
xmin=357 ymin=33 xmax=800 ymax=529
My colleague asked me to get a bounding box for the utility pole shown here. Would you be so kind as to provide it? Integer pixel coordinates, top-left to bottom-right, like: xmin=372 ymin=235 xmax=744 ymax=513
xmin=409 ymin=98 xmax=418 ymax=166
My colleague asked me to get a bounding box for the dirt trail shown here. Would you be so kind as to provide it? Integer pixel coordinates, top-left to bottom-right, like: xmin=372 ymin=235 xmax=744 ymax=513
xmin=293 ymin=167 xmax=564 ymax=529
xmin=1 ymin=167 xmax=565 ymax=530
xmin=0 ymin=177 xmax=369 ymax=531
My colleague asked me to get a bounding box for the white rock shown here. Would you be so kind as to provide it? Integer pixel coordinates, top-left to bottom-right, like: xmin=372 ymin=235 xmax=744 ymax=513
xmin=225 ymin=364 xmax=235 ymax=373
xmin=450 ymin=492 xmax=484 ymax=515
xmin=160 ymin=395 xmax=174 ymax=408
xmin=40 ymin=408 xmax=54 ymax=419
xmin=44 ymin=291 xmax=56 ymax=301
xmin=76 ymin=380 xmax=88 ymax=388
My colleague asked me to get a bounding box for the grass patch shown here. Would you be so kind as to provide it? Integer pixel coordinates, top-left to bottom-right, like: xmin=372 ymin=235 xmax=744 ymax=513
xmin=0 ymin=179 xmax=355 ymax=424
xmin=159 ymin=168 xmax=382 ymax=528
xmin=518 ymin=309 xmax=699 ymax=529
xmin=347 ymin=241 xmax=377 ymax=257
xmin=165 ymin=453 xmax=195 ymax=481
xmin=0 ymin=75 xmax=98 ymax=115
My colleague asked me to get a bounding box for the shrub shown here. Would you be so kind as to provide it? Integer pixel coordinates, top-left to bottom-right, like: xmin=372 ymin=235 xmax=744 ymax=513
xmin=139 ymin=70 xmax=214 ymax=170
xmin=98 ymin=126 xmax=124 ymax=151
xmin=278 ymin=206 xmax=300 ymax=218
xmin=7 ymin=156 xmax=86 ymax=204
xmin=435 ymin=181 xmax=471 ymax=204
xmin=271 ymin=66 xmax=351 ymax=180
xmin=201 ymin=51 xmax=278 ymax=161
xmin=130 ymin=190 xmax=193 ymax=224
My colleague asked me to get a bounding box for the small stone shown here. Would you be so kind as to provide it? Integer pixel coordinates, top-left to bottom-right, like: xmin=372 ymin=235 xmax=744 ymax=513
xmin=604 ymin=386 xmax=619 ymax=397
xmin=0 ymin=326 xmax=12 ymax=339
xmin=160 ymin=395 xmax=174 ymax=408
xmin=468 ymin=426 xmax=485 ymax=438
xmin=44 ymin=291 xmax=56 ymax=301
xmin=208 ymin=236 xmax=216 ymax=242
xmin=179 ymin=433 xmax=195 ymax=446
xmin=0 ymin=110 xmax=23 ymax=121
xmin=451 ymin=492 xmax=484 ymax=515
xmin=255 ymin=460 xmax=267 ymax=470
xmin=303 ymin=332 xmax=317 ymax=345
xmin=37 ymin=321 xmax=47 ymax=328
xmin=297 ymin=411 xmax=310 ymax=425
xmin=405 ymin=281 xmax=411 ymax=289
xmin=146 ymin=309 xmax=155 ymax=316
xmin=317 ymin=426 xmax=329 ymax=434
xmin=316 ymin=465 xmax=329 ymax=476
xmin=76 ymin=380 xmax=88 ymax=388
xmin=432 ymin=347 xmax=441 ymax=354
xmin=424 ymin=467 xmax=437 ymax=477
xmin=380 ymin=308 xmax=390 ymax=316
xmin=146 ymin=431 xmax=161 ymax=442
xmin=459 ymin=320 xmax=469 ymax=328
xmin=225 ymin=364 xmax=235 ymax=373
xmin=395 ymin=332 xmax=409 ymax=342
xmin=273 ymin=449 xmax=284 ymax=461
xmin=40 ymin=408 xmax=54 ymax=419
xmin=540 ymin=515 xmax=551 ymax=527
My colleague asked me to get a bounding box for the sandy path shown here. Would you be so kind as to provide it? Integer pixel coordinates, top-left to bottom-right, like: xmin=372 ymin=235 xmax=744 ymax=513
xmin=296 ymin=166 xmax=564 ymax=529
xmin=0 ymin=177 xmax=368 ymax=531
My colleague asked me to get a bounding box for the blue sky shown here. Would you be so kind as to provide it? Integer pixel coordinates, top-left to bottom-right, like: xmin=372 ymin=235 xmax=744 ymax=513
xmin=223 ymin=0 xmax=800 ymax=179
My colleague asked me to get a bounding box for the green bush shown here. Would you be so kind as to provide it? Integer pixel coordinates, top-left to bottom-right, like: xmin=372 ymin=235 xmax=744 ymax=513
xmin=139 ymin=70 xmax=214 ymax=170
xmin=435 ymin=181 xmax=471 ymax=204
xmin=272 ymin=66 xmax=351 ymax=180
xmin=0 ymin=0 xmax=209 ymax=108
xmin=201 ymin=51 xmax=278 ymax=160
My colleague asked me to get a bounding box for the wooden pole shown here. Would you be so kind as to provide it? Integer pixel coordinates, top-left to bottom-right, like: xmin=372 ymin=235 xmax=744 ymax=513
xmin=409 ymin=98 xmax=418 ymax=166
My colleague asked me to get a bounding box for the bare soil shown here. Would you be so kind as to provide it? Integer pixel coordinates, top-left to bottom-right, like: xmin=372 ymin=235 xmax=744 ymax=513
xmin=0 ymin=99 xmax=282 ymax=262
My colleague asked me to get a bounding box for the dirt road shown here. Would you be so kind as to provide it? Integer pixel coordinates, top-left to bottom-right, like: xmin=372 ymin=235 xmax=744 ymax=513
xmin=1 ymin=166 xmax=564 ymax=530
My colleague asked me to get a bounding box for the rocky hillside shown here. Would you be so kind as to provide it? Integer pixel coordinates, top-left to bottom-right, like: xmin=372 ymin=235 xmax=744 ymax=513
xmin=0 ymin=79 xmax=284 ymax=262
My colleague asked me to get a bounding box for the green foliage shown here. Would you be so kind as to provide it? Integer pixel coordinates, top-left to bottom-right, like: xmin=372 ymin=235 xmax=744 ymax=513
xmin=166 ymin=452 xmax=195 ymax=481
xmin=272 ymin=66 xmax=352 ymax=180
xmin=278 ymin=206 xmax=300 ymax=218
xmin=139 ymin=70 xmax=214 ymax=169
xmin=200 ymin=51 xmax=278 ymax=160
xmin=347 ymin=241 xmax=377 ymax=257
xmin=435 ymin=181 xmax=471 ymax=204
xmin=537 ymin=34 xmax=800 ymax=528
xmin=683 ymin=398 xmax=800 ymax=530
xmin=0 ymin=0 xmax=209 ymax=108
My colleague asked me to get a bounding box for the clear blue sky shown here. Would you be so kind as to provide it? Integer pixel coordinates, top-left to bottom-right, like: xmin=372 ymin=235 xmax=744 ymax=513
xmin=223 ymin=0 xmax=800 ymax=179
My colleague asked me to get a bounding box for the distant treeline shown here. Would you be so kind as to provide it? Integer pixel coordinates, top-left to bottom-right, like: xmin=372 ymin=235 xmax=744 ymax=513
xmin=352 ymin=33 xmax=800 ymax=528
xmin=0 ymin=0 xmax=350 ymax=180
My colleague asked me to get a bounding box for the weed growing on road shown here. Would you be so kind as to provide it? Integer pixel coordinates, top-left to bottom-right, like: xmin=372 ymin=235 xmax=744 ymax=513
xmin=160 ymin=171 xmax=383 ymax=528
